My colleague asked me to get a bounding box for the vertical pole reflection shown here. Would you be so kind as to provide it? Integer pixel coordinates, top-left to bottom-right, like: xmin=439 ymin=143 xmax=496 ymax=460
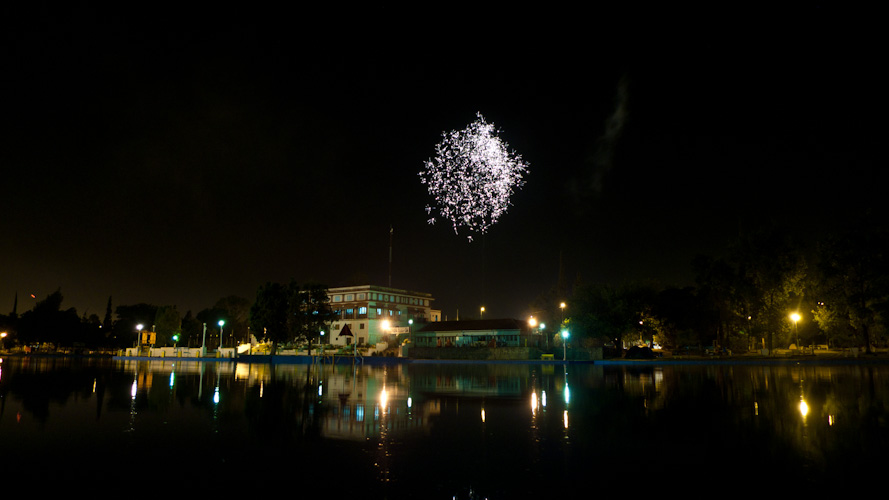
xmin=377 ymin=385 xmax=391 ymax=485
xmin=562 ymin=368 xmax=571 ymax=438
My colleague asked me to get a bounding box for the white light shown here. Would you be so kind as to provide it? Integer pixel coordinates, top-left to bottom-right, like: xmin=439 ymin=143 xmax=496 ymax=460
xmin=419 ymin=112 xmax=529 ymax=241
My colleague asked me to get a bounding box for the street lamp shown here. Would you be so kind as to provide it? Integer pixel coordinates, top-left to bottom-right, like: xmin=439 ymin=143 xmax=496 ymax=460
xmin=561 ymin=329 xmax=569 ymax=361
xmin=480 ymin=306 xmax=485 ymax=319
xmin=559 ymin=302 xmax=566 ymax=326
xmin=790 ymin=312 xmax=801 ymax=352
xmin=218 ymin=320 xmax=225 ymax=350
xmin=136 ymin=323 xmax=144 ymax=347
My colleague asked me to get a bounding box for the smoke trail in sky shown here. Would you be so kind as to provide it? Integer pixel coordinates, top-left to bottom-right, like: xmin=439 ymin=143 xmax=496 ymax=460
xmin=589 ymin=73 xmax=629 ymax=192
xmin=568 ymin=74 xmax=629 ymax=204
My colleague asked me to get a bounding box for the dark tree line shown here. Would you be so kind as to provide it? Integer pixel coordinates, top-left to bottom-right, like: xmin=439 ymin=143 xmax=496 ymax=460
xmin=0 ymin=291 xmax=254 ymax=351
xmin=560 ymin=223 xmax=889 ymax=354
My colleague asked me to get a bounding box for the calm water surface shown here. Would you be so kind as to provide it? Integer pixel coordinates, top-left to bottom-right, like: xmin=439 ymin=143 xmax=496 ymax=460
xmin=1 ymin=356 xmax=888 ymax=496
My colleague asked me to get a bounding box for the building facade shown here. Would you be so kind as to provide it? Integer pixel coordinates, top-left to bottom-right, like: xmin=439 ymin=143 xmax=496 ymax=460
xmin=327 ymin=285 xmax=437 ymax=347
xmin=413 ymin=319 xmax=528 ymax=348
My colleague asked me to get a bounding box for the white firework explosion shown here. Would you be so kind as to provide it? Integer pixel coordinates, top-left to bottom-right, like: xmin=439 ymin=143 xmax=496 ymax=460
xmin=419 ymin=113 xmax=529 ymax=241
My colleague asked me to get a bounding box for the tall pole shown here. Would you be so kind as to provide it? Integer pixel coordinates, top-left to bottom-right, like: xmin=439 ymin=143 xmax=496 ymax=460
xmin=388 ymin=225 xmax=393 ymax=288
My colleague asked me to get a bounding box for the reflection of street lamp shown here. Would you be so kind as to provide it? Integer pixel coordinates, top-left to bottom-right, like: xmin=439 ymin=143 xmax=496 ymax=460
xmin=790 ymin=312 xmax=801 ymax=352
xmin=218 ymin=320 xmax=225 ymax=350
xmin=561 ymin=329 xmax=569 ymax=361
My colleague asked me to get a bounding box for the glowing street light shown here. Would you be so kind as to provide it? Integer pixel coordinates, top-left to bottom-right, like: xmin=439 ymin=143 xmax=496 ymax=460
xmin=561 ymin=329 xmax=570 ymax=361
xmin=218 ymin=320 xmax=225 ymax=350
xmin=480 ymin=306 xmax=485 ymax=319
xmin=136 ymin=323 xmax=144 ymax=347
xmin=790 ymin=312 xmax=801 ymax=353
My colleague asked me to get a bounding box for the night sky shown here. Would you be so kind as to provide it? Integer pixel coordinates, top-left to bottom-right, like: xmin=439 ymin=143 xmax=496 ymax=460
xmin=2 ymin=5 xmax=884 ymax=321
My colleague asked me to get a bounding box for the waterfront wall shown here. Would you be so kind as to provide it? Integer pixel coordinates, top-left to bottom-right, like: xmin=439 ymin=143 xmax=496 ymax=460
xmin=122 ymin=347 xmax=237 ymax=358
xmin=409 ymin=346 xmax=543 ymax=361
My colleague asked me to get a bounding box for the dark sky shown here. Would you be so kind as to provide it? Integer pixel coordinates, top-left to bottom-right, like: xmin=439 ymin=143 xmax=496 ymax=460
xmin=2 ymin=5 xmax=885 ymax=321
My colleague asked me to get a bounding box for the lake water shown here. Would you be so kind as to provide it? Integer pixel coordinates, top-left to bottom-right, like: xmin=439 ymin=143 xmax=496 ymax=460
xmin=2 ymin=356 xmax=888 ymax=496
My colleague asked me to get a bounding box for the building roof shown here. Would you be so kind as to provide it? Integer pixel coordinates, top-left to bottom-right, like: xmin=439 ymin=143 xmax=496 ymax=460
xmin=415 ymin=318 xmax=526 ymax=333
xmin=327 ymin=284 xmax=433 ymax=299
xmin=337 ymin=324 xmax=353 ymax=337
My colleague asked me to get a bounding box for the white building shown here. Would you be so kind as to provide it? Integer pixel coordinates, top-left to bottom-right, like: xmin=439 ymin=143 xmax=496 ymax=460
xmin=327 ymin=285 xmax=438 ymax=347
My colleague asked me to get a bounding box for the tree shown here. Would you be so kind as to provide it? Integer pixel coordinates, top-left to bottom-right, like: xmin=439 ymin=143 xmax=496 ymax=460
xmin=114 ymin=303 xmax=158 ymax=347
xmin=571 ymin=283 xmax=639 ymax=347
xmin=716 ymin=227 xmax=807 ymax=353
xmin=249 ymin=282 xmax=290 ymax=355
xmin=154 ymin=305 xmax=182 ymax=346
xmin=813 ymin=225 xmax=889 ymax=352
xmin=102 ymin=296 xmax=113 ymax=332
xmin=213 ymin=295 xmax=251 ymax=346
xmin=292 ymin=283 xmax=334 ymax=345
xmin=16 ymin=289 xmax=81 ymax=347
xmin=181 ymin=310 xmax=202 ymax=347
xmin=692 ymin=254 xmax=748 ymax=351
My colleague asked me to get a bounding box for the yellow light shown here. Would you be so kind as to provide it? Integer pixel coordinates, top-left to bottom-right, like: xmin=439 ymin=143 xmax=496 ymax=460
xmin=528 ymin=316 xmax=537 ymax=328
xmin=799 ymin=399 xmax=809 ymax=417
xmin=381 ymin=320 xmax=391 ymax=330
xmin=380 ymin=387 xmax=389 ymax=410
xmin=790 ymin=312 xmax=801 ymax=323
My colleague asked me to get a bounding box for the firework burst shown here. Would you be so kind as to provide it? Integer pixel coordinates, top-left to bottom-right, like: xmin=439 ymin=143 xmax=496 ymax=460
xmin=419 ymin=113 xmax=529 ymax=241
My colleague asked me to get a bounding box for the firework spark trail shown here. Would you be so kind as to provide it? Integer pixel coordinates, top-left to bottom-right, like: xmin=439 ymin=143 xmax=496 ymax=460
xmin=419 ymin=113 xmax=529 ymax=241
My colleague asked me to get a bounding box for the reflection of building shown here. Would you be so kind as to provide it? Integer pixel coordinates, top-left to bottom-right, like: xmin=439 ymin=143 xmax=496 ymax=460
xmin=413 ymin=319 xmax=527 ymax=348
xmin=327 ymin=285 xmax=438 ymax=347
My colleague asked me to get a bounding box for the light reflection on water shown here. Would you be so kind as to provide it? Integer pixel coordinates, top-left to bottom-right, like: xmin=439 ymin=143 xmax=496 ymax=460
xmin=1 ymin=357 xmax=888 ymax=495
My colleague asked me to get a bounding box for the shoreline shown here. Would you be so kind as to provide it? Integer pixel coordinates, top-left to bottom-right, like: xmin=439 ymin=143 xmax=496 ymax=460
xmin=6 ymin=351 xmax=889 ymax=366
